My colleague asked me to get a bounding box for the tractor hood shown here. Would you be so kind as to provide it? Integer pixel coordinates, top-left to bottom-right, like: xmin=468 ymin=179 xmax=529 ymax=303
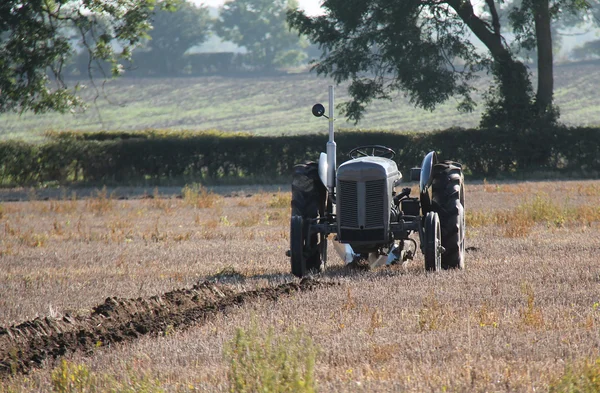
xmin=337 ymin=157 xmax=401 ymax=182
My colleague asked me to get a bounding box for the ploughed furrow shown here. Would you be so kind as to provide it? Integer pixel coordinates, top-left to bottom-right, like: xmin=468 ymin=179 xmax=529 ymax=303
xmin=0 ymin=278 xmax=334 ymax=378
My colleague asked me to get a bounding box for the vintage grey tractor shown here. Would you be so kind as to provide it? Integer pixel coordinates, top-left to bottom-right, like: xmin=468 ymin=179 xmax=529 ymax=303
xmin=287 ymin=87 xmax=466 ymax=277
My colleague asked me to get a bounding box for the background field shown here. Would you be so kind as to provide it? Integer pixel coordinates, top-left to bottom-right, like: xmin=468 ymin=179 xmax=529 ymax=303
xmin=1 ymin=61 xmax=599 ymax=140
xmin=1 ymin=180 xmax=599 ymax=391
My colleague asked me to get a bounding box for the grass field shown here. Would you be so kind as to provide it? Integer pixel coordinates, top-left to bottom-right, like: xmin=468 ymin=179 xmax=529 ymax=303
xmin=1 ymin=180 xmax=600 ymax=391
xmin=1 ymin=61 xmax=600 ymax=140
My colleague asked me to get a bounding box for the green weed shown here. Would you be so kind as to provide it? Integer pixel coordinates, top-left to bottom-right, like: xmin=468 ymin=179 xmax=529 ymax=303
xmin=235 ymin=212 xmax=261 ymax=227
xmin=519 ymin=283 xmax=544 ymax=329
xmin=51 ymin=360 xmax=97 ymax=393
xmin=267 ymin=192 xmax=291 ymax=209
xmin=418 ymin=292 xmax=442 ymax=332
xmin=225 ymin=324 xmax=318 ymax=393
xmin=50 ymin=359 xmax=165 ymax=393
xmin=468 ymin=193 xmax=600 ymax=237
xmin=85 ymin=187 xmax=113 ymax=214
xmin=182 ymin=183 xmax=220 ymax=208
xmin=549 ymin=358 xmax=600 ymax=393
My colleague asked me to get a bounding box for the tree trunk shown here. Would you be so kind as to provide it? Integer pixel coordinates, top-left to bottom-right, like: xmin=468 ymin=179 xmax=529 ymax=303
xmin=533 ymin=0 xmax=554 ymax=112
xmin=448 ymin=0 xmax=535 ymax=129
xmin=446 ymin=0 xmax=509 ymax=62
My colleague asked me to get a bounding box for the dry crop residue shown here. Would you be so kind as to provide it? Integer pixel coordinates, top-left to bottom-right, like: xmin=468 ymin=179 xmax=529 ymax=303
xmin=0 ymin=278 xmax=335 ymax=378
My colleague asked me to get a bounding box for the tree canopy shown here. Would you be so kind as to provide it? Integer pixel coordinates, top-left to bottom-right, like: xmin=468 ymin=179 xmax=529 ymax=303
xmin=217 ymin=0 xmax=307 ymax=70
xmin=139 ymin=1 xmax=211 ymax=74
xmin=0 ymin=0 xmax=177 ymax=114
xmin=288 ymin=0 xmax=592 ymax=128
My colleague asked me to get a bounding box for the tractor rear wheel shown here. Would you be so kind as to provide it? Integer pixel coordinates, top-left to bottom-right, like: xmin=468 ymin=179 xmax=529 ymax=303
xmin=290 ymin=215 xmax=306 ymax=277
xmin=431 ymin=161 xmax=465 ymax=269
xmin=290 ymin=162 xmax=327 ymax=277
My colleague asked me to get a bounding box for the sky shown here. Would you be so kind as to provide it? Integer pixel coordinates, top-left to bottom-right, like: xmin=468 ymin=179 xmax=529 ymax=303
xmin=194 ymin=0 xmax=324 ymax=16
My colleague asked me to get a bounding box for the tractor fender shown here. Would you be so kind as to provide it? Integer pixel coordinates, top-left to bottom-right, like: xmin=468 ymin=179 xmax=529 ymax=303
xmin=318 ymin=152 xmax=328 ymax=188
xmin=419 ymin=151 xmax=438 ymax=212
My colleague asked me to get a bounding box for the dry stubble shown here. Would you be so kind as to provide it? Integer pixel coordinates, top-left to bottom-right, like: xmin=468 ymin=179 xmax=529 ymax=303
xmin=1 ymin=180 xmax=600 ymax=392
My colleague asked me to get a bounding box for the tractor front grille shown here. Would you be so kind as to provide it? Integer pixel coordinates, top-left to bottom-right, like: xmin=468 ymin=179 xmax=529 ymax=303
xmin=339 ymin=180 xmax=358 ymax=227
xmin=340 ymin=228 xmax=385 ymax=242
xmin=365 ymin=179 xmax=385 ymax=228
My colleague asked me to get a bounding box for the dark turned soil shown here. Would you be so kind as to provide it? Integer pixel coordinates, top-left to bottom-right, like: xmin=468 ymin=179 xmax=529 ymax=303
xmin=0 ymin=278 xmax=336 ymax=378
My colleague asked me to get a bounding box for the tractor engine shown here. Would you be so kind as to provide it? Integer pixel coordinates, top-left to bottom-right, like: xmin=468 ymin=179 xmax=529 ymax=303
xmin=336 ymin=157 xmax=402 ymax=249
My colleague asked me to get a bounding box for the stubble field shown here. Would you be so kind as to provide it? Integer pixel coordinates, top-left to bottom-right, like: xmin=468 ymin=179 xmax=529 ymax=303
xmin=1 ymin=180 xmax=600 ymax=392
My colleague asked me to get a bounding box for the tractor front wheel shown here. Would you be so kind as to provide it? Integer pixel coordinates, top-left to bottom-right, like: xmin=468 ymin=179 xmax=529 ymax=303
xmin=424 ymin=211 xmax=442 ymax=272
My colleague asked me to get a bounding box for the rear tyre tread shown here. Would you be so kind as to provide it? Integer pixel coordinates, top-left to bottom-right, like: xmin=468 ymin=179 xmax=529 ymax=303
xmin=431 ymin=161 xmax=465 ymax=270
xmin=291 ymin=162 xmax=326 ymax=276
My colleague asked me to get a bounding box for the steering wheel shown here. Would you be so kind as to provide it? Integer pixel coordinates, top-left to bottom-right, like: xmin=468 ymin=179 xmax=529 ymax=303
xmin=349 ymin=145 xmax=396 ymax=159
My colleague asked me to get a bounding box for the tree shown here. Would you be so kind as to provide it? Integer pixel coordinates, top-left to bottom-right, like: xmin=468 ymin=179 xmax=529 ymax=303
xmin=216 ymin=0 xmax=306 ymax=70
xmin=138 ymin=1 xmax=211 ymax=74
xmin=288 ymin=0 xmax=590 ymax=128
xmin=0 ymin=0 xmax=177 ymax=114
xmin=563 ymin=0 xmax=600 ymax=60
xmin=571 ymin=39 xmax=600 ymax=59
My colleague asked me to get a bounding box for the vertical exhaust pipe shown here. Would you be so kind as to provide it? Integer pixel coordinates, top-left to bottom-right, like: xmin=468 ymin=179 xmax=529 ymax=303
xmin=326 ymin=86 xmax=336 ymax=193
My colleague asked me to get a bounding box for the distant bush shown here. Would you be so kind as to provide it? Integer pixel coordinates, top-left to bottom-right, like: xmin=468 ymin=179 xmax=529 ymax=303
xmin=185 ymin=52 xmax=243 ymax=75
xmin=570 ymin=40 xmax=600 ymax=61
xmin=0 ymin=126 xmax=599 ymax=186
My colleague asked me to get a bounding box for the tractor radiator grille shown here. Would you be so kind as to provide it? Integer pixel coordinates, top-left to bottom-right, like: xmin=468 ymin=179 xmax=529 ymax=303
xmin=365 ymin=179 xmax=385 ymax=228
xmin=339 ymin=180 xmax=358 ymax=227
xmin=340 ymin=228 xmax=385 ymax=242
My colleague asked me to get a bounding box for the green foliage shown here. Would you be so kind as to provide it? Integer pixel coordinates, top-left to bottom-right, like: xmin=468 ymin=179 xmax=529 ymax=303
xmin=549 ymin=359 xmax=600 ymax=393
xmin=0 ymin=126 xmax=599 ymax=186
xmin=52 ymin=360 xmax=97 ymax=393
xmin=0 ymin=0 xmax=177 ymax=114
xmin=509 ymin=0 xmax=593 ymax=52
xmin=288 ymin=0 xmax=483 ymax=123
xmin=225 ymin=324 xmax=318 ymax=393
xmin=50 ymin=359 xmax=165 ymax=393
xmin=182 ymin=183 xmax=220 ymax=208
xmin=287 ymin=0 xmax=589 ymax=127
xmin=571 ymin=40 xmax=600 ymax=60
xmin=480 ymin=57 xmax=554 ymax=131
xmin=217 ymin=0 xmax=307 ymax=70
xmin=133 ymin=1 xmax=212 ymax=75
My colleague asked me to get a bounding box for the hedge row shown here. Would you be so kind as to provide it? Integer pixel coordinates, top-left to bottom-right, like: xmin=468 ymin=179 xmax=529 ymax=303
xmin=1 ymin=127 xmax=599 ymax=185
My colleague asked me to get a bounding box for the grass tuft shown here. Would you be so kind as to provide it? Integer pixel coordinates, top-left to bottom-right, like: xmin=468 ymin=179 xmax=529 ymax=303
xmin=51 ymin=360 xmax=97 ymax=393
xmin=235 ymin=212 xmax=261 ymax=227
xmin=182 ymin=184 xmax=220 ymax=208
xmin=50 ymin=359 xmax=165 ymax=393
xmin=549 ymin=358 xmax=600 ymax=393
xmin=468 ymin=193 xmax=600 ymax=237
xmin=477 ymin=301 xmax=498 ymax=328
xmin=267 ymin=192 xmax=291 ymax=209
xmin=519 ymin=283 xmax=545 ymax=329
xmin=418 ymin=292 xmax=442 ymax=332
xmin=85 ymin=187 xmax=113 ymax=214
xmin=225 ymin=324 xmax=318 ymax=393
